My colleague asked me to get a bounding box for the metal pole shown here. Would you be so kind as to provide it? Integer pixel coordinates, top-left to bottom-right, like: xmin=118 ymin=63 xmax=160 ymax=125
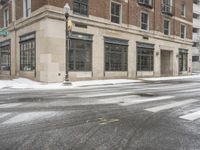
xmin=63 ymin=13 xmax=71 ymax=85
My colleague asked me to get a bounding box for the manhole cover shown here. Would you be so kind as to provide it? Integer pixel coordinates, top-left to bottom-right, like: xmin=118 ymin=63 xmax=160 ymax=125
xmin=18 ymin=97 xmax=44 ymax=102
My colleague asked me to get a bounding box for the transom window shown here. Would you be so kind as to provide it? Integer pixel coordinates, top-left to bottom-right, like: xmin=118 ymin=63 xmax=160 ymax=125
xmin=141 ymin=12 xmax=149 ymax=30
xmin=111 ymin=2 xmax=121 ymax=24
xmin=69 ymin=33 xmax=92 ymax=71
xmin=0 ymin=41 xmax=10 ymax=71
xmin=137 ymin=43 xmax=154 ymax=71
xmin=20 ymin=33 xmax=36 ymax=71
xmin=164 ymin=19 xmax=170 ymax=35
xmin=23 ymin=0 xmax=31 ymax=17
xmin=73 ymin=0 xmax=88 ymax=16
xmin=3 ymin=8 xmax=9 ymax=27
xmin=180 ymin=24 xmax=186 ymax=39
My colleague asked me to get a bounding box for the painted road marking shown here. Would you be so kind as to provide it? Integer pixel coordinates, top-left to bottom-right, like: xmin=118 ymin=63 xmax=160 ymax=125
xmin=0 ymin=113 xmax=10 ymax=119
xmin=80 ymin=92 xmax=134 ymax=98
xmin=119 ymin=96 xmax=173 ymax=106
xmin=180 ymin=110 xmax=200 ymax=121
xmin=145 ymin=99 xmax=198 ymax=113
xmin=0 ymin=103 xmax=22 ymax=109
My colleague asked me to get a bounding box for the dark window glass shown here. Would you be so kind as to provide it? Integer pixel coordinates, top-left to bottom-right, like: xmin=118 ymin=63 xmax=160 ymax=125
xmin=137 ymin=47 xmax=154 ymax=71
xmin=111 ymin=2 xmax=121 ymax=24
xmin=20 ymin=39 xmax=36 ymax=71
xmin=69 ymin=38 xmax=92 ymax=71
xmin=141 ymin=13 xmax=148 ymax=30
xmin=73 ymin=0 xmax=88 ymax=16
xmin=181 ymin=24 xmax=186 ymax=39
xmin=105 ymin=43 xmax=128 ymax=71
xmin=138 ymin=0 xmax=153 ymax=6
xmin=179 ymin=51 xmax=188 ymax=71
xmin=164 ymin=19 xmax=170 ymax=35
xmin=192 ymin=56 xmax=199 ymax=62
xmin=0 ymin=44 xmax=10 ymax=71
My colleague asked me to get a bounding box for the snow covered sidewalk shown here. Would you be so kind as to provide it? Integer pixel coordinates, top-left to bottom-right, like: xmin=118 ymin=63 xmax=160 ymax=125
xmin=141 ymin=74 xmax=200 ymax=81
xmin=0 ymin=78 xmax=140 ymax=90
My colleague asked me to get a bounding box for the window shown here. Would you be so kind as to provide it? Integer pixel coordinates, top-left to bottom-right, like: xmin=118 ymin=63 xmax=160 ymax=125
xmin=0 ymin=41 xmax=10 ymax=71
xmin=111 ymin=2 xmax=121 ymax=24
xmin=193 ymin=13 xmax=199 ymax=19
xmin=192 ymin=56 xmax=199 ymax=62
xmin=20 ymin=33 xmax=36 ymax=71
xmin=193 ymin=28 xmax=198 ymax=33
xmin=181 ymin=4 xmax=186 ymax=17
xmin=73 ymin=0 xmax=88 ymax=16
xmin=180 ymin=24 xmax=186 ymax=39
xmin=193 ymin=42 xmax=199 ymax=47
xmin=138 ymin=0 xmax=153 ymax=7
xmin=141 ymin=12 xmax=149 ymax=30
xmin=179 ymin=49 xmax=188 ymax=72
xmin=23 ymin=0 xmax=31 ymax=17
xmin=164 ymin=19 xmax=170 ymax=35
xmin=137 ymin=42 xmax=154 ymax=71
xmin=3 ymin=8 xmax=9 ymax=27
xmin=69 ymin=33 xmax=92 ymax=71
xmin=162 ymin=0 xmax=173 ymax=15
xmin=105 ymin=38 xmax=128 ymax=71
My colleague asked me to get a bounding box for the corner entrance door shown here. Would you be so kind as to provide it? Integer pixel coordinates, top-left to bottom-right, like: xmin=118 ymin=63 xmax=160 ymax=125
xmin=161 ymin=50 xmax=173 ymax=76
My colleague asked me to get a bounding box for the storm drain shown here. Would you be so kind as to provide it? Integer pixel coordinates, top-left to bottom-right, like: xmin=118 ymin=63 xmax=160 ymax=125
xmin=18 ymin=97 xmax=44 ymax=102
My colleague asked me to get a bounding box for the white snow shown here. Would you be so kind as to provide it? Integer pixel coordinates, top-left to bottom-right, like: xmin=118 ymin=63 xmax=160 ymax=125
xmin=2 ymin=111 xmax=60 ymax=124
xmin=141 ymin=74 xmax=200 ymax=81
xmin=0 ymin=78 xmax=140 ymax=90
xmin=0 ymin=113 xmax=10 ymax=119
xmin=0 ymin=103 xmax=22 ymax=108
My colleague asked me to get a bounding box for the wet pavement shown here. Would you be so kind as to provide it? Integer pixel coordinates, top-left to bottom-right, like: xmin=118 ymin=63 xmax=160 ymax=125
xmin=0 ymin=78 xmax=200 ymax=150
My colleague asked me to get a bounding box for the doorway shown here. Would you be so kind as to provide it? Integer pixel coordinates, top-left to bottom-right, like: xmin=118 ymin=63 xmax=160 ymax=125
xmin=161 ymin=50 xmax=173 ymax=76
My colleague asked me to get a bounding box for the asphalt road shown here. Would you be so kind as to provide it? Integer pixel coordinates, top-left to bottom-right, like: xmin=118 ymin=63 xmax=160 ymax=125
xmin=0 ymin=78 xmax=200 ymax=150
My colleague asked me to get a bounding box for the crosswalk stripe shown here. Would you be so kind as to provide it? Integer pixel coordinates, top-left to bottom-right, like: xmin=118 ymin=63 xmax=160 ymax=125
xmin=119 ymin=96 xmax=173 ymax=106
xmin=79 ymin=92 xmax=133 ymax=98
xmin=179 ymin=111 xmax=200 ymax=121
xmin=145 ymin=99 xmax=198 ymax=113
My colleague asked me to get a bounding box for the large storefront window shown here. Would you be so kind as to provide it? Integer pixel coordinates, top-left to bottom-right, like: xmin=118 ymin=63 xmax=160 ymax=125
xmin=179 ymin=49 xmax=188 ymax=72
xmin=105 ymin=37 xmax=128 ymax=71
xmin=20 ymin=33 xmax=36 ymax=71
xmin=69 ymin=32 xmax=92 ymax=71
xmin=137 ymin=42 xmax=154 ymax=71
xmin=0 ymin=40 xmax=10 ymax=71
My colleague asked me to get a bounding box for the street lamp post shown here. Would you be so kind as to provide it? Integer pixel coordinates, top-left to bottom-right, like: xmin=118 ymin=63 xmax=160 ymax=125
xmin=63 ymin=3 xmax=71 ymax=85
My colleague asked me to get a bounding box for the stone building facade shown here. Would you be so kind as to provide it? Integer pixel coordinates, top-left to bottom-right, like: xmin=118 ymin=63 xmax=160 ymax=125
xmin=0 ymin=0 xmax=193 ymax=82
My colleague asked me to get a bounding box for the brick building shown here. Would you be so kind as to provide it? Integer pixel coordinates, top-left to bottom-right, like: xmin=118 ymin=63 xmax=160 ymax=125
xmin=0 ymin=0 xmax=193 ymax=82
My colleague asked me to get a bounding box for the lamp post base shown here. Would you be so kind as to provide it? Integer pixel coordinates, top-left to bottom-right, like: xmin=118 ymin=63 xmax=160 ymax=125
xmin=63 ymin=75 xmax=72 ymax=86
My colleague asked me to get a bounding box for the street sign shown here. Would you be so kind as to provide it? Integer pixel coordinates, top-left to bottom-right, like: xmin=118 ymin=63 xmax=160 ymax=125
xmin=0 ymin=28 xmax=9 ymax=36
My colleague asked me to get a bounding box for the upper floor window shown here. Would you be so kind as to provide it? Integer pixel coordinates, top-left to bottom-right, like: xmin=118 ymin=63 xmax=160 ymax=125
xmin=180 ymin=24 xmax=186 ymax=39
xmin=3 ymin=8 xmax=9 ymax=28
xmin=141 ymin=12 xmax=149 ymax=30
xmin=162 ymin=0 xmax=173 ymax=15
xmin=163 ymin=19 xmax=170 ymax=35
xmin=111 ymin=1 xmax=121 ymax=24
xmin=73 ymin=0 xmax=88 ymax=16
xmin=23 ymin=0 xmax=31 ymax=18
xmin=138 ymin=0 xmax=153 ymax=8
xmin=181 ymin=4 xmax=186 ymax=17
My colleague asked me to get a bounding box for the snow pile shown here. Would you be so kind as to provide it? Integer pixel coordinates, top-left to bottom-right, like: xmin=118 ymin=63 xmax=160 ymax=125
xmin=141 ymin=74 xmax=200 ymax=81
xmin=0 ymin=78 xmax=139 ymax=90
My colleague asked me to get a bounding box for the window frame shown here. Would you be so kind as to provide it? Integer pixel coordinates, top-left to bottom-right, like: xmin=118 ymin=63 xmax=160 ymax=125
xmin=73 ymin=0 xmax=89 ymax=16
xmin=140 ymin=12 xmax=149 ymax=31
xmin=163 ymin=19 xmax=170 ymax=35
xmin=110 ymin=1 xmax=122 ymax=24
xmin=3 ymin=7 xmax=9 ymax=28
xmin=179 ymin=50 xmax=188 ymax=72
xmin=181 ymin=3 xmax=186 ymax=17
xmin=23 ymin=0 xmax=31 ymax=18
xmin=138 ymin=0 xmax=153 ymax=8
xmin=0 ymin=40 xmax=11 ymax=71
xmin=180 ymin=24 xmax=186 ymax=39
